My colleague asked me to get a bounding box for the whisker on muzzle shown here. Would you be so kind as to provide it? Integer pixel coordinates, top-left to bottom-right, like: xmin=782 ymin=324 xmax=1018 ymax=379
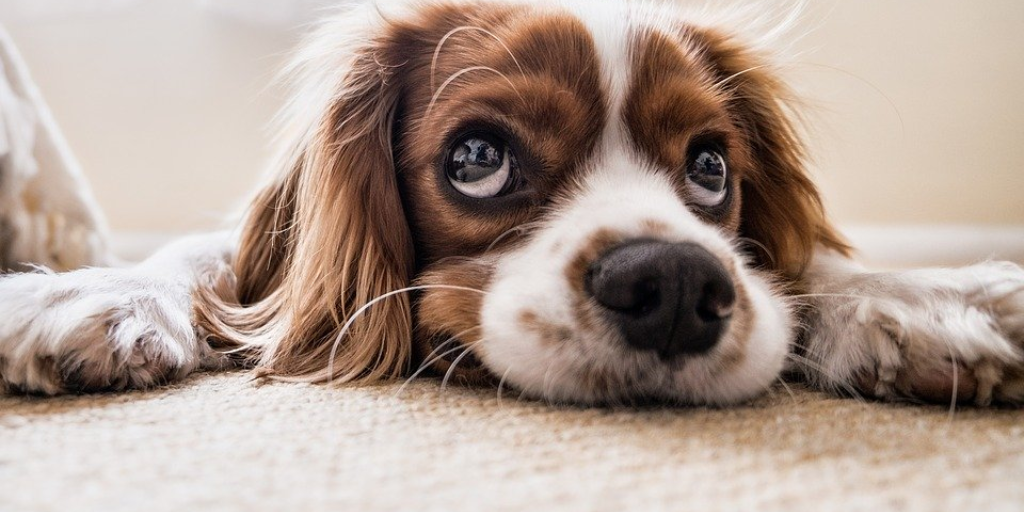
xmin=327 ymin=285 xmax=486 ymax=384
xmin=496 ymin=365 xmax=515 ymax=407
xmin=394 ymin=325 xmax=482 ymax=398
xmin=441 ymin=340 xmax=483 ymax=391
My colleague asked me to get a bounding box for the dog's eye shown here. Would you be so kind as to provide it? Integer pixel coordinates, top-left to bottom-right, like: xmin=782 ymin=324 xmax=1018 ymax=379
xmin=685 ymin=148 xmax=728 ymax=207
xmin=446 ymin=133 xmax=516 ymax=198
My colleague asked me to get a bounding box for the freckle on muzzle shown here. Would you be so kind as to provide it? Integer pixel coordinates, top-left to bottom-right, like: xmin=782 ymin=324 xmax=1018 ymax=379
xmin=584 ymin=240 xmax=735 ymax=359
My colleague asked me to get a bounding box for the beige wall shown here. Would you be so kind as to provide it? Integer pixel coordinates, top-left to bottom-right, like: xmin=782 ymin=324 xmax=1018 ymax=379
xmin=4 ymin=0 xmax=1023 ymax=232
xmin=795 ymin=0 xmax=1024 ymax=226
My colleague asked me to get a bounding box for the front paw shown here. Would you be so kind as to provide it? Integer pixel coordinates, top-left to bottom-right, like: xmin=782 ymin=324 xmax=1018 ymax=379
xmin=0 ymin=269 xmax=220 ymax=395
xmin=801 ymin=261 xmax=1024 ymax=406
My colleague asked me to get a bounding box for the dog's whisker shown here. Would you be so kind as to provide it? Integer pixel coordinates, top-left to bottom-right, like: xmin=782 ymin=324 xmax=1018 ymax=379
xmin=786 ymin=62 xmax=907 ymax=140
xmin=734 ymin=237 xmax=776 ymax=268
xmin=485 ymin=222 xmax=542 ymax=253
xmin=441 ymin=340 xmax=482 ymax=391
xmin=396 ymin=338 xmax=461 ymax=393
xmin=426 ymin=66 xmax=524 ymax=117
xmin=327 ymin=285 xmax=486 ymax=384
xmin=430 ymin=26 xmax=526 ymax=93
xmin=496 ymin=365 xmax=515 ymax=407
xmin=775 ymin=375 xmax=797 ymax=402
xmin=713 ymin=64 xmax=771 ymax=90
xmin=785 ymin=293 xmax=876 ymax=311
xmin=394 ymin=330 xmax=479 ymax=398
xmin=416 ymin=326 xmax=482 ymax=372
xmin=945 ymin=339 xmax=960 ymax=422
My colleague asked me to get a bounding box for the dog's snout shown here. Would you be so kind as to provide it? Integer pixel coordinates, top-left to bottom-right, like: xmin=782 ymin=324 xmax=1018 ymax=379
xmin=584 ymin=240 xmax=735 ymax=358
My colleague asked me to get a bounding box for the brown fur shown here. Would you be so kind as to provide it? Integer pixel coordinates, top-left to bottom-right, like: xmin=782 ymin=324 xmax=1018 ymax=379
xmin=626 ymin=27 xmax=850 ymax=279
xmin=413 ymin=257 xmax=496 ymax=385
xmin=689 ymin=29 xmax=852 ymax=280
xmin=195 ymin=15 xmax=420 ymax=382
xmin=193 ymin=1 xmax=851 ymax=386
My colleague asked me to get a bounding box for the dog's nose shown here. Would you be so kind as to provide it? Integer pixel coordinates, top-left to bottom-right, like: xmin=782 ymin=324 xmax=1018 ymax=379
xmin=584 ymin=240 xmax=735 ymax=359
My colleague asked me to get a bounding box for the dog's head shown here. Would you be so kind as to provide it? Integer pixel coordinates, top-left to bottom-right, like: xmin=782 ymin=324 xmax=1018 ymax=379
xmin=198 ymin=0 xmax=848 ymax=405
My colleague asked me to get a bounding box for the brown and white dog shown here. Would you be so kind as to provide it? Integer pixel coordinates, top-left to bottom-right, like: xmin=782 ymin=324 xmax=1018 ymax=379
xmin=2 ymin=0 xmax=1023 ymax=406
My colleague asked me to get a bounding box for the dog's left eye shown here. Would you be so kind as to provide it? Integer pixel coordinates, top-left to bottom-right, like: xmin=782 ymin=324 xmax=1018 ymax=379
xmin=445 ymin=133 xmax=517 ymax=198
xmin=685 ymin=148 xmax=728 ymax=207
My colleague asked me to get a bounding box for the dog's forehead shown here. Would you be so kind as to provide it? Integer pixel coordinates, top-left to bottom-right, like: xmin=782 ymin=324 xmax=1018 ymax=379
xmin=412 ymin=4 xmax=729 ymax=157
xmin=417 ymin=3 xmax=730 ymax=150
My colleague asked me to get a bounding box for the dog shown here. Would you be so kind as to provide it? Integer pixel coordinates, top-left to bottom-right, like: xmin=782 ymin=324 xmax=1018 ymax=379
xmin=1 ymin=0 xmax=1022 ymax=406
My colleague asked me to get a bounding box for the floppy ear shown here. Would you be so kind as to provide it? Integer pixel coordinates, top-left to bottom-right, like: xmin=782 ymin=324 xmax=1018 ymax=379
xmin=195 ymin=11 xmax=414 ymax=383
xmin=700 ymin=32 xmax=851 ymax=281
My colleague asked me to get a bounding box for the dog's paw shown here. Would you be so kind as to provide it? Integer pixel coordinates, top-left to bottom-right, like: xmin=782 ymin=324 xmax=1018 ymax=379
xmin=0 ymin=268 xmax=223 ymax=395
xmin=800 ymin=261 xmax=1024 ymax=406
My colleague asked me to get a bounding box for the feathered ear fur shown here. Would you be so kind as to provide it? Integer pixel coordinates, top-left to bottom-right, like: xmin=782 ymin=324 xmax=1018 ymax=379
xmin=195 ymin=6 xmax=415 ymax=383
xmin=697 ymin=30 xmax=851 ymax=281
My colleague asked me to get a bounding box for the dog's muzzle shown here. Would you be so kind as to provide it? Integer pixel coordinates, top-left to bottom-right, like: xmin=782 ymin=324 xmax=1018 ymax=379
xmin=585 ymin=240 xmax=736 ymax=359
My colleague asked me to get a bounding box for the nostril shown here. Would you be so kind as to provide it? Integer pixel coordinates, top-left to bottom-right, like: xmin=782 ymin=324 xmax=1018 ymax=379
xmin=696 ymin=279 xmax=736 ymax=322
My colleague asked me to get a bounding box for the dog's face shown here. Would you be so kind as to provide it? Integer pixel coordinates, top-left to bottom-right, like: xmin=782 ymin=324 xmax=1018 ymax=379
xmin=201 ymin=0 xmax=846 ymax=406
xmin=401 ymin=3 xmax=800 ymax=405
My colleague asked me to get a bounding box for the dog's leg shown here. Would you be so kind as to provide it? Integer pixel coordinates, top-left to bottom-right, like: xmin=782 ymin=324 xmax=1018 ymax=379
xmin=0 ymin=232 xmax=235 ymax=395
xmin=794 ymin=249 xmax=1024 ymax=405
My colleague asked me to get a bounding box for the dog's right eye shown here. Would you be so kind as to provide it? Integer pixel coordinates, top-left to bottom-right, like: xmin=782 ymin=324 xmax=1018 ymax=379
xmin=445 ymin=133 xmax=517 ymax=198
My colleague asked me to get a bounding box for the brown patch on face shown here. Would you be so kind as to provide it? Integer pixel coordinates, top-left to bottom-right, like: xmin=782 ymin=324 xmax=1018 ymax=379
xmin=564 ymin=228 xmax=623 ymax=296
xmin=413 ymin=256 xmax=498 ymax=385
xmin=518 ymin=310 xmax=573 ymax=346
xmin=685 ymin=28 xmax=851 ymax=281
xmin=564 ymin=230 xmax=643 ymax=358
xmin=639 ymin=219 xmax=672 ymax=238
xmin=623 ymin=26 xmax=852 ymax=282
xmin=372 ymin=5 xmax=609 ymax=385
xmin=392 ymin=8 xmax=606 ymax=264
xmin=623 ymin=29 xmax=753 ymax=232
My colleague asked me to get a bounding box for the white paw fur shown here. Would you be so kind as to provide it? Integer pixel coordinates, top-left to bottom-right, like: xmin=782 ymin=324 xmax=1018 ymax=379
xmin=0 ymin=267 xmax=225 ymax=395
xmin=800 ymin=259 xmax=1024 ymax=405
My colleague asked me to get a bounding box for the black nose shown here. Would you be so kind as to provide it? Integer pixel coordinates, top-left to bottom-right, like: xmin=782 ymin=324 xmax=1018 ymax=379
xmin=584 ymin=240 xmax=736 ymax=359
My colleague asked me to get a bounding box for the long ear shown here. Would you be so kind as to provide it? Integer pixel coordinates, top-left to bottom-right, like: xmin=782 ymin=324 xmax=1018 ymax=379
xmin=195 ymin=9 xmax=414 ymax=383
xmin=700 ymin=32 xmax=851 ymax=281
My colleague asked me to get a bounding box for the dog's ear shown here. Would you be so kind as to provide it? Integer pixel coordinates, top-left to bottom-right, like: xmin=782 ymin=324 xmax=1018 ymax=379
xmin=195 ymin=10 xmax=415 ymax=383
xmin=699 ymin=31 xmax=851 ymax=281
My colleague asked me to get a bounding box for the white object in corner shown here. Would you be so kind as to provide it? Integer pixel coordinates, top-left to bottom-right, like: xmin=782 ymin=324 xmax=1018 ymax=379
xmin=0 ymin=24 xmax=112 ymax=271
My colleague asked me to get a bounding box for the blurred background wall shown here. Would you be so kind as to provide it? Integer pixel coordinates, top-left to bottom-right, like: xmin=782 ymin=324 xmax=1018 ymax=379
xmin=1 ymin=0 xmax=1022 ymax=234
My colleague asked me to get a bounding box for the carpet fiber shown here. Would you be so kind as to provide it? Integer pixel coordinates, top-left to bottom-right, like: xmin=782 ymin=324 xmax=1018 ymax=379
xmin=2 ymin=372 xmax=1022 ymax=511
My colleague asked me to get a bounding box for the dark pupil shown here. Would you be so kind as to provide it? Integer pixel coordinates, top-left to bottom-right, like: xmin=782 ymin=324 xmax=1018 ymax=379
xmin=689 ymin=151 xmax=726 ymax=192
xmin=450 ymin=137 xmax=504 ymax=183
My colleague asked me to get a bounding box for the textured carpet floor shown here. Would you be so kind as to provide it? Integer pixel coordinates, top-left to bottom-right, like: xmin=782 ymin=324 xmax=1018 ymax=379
xmin=1 ymin=373 xmax=1022 ymax=512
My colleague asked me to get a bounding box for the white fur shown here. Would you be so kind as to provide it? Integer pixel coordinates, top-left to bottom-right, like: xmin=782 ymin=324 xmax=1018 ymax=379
xmin=0 ymin=233 xmax=233 ymax=394
xmin=797 ymin=250 xmax=1024 ymax=405
xmin=480 ymin=146 xmax=791 ymax=405
xmin=1 ymin=0 xmax=1022 ymax=408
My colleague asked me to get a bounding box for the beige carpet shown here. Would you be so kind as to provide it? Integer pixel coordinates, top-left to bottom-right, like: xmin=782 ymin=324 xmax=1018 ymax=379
xmin=1 ymin=372 xmax=1022 ymax=512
